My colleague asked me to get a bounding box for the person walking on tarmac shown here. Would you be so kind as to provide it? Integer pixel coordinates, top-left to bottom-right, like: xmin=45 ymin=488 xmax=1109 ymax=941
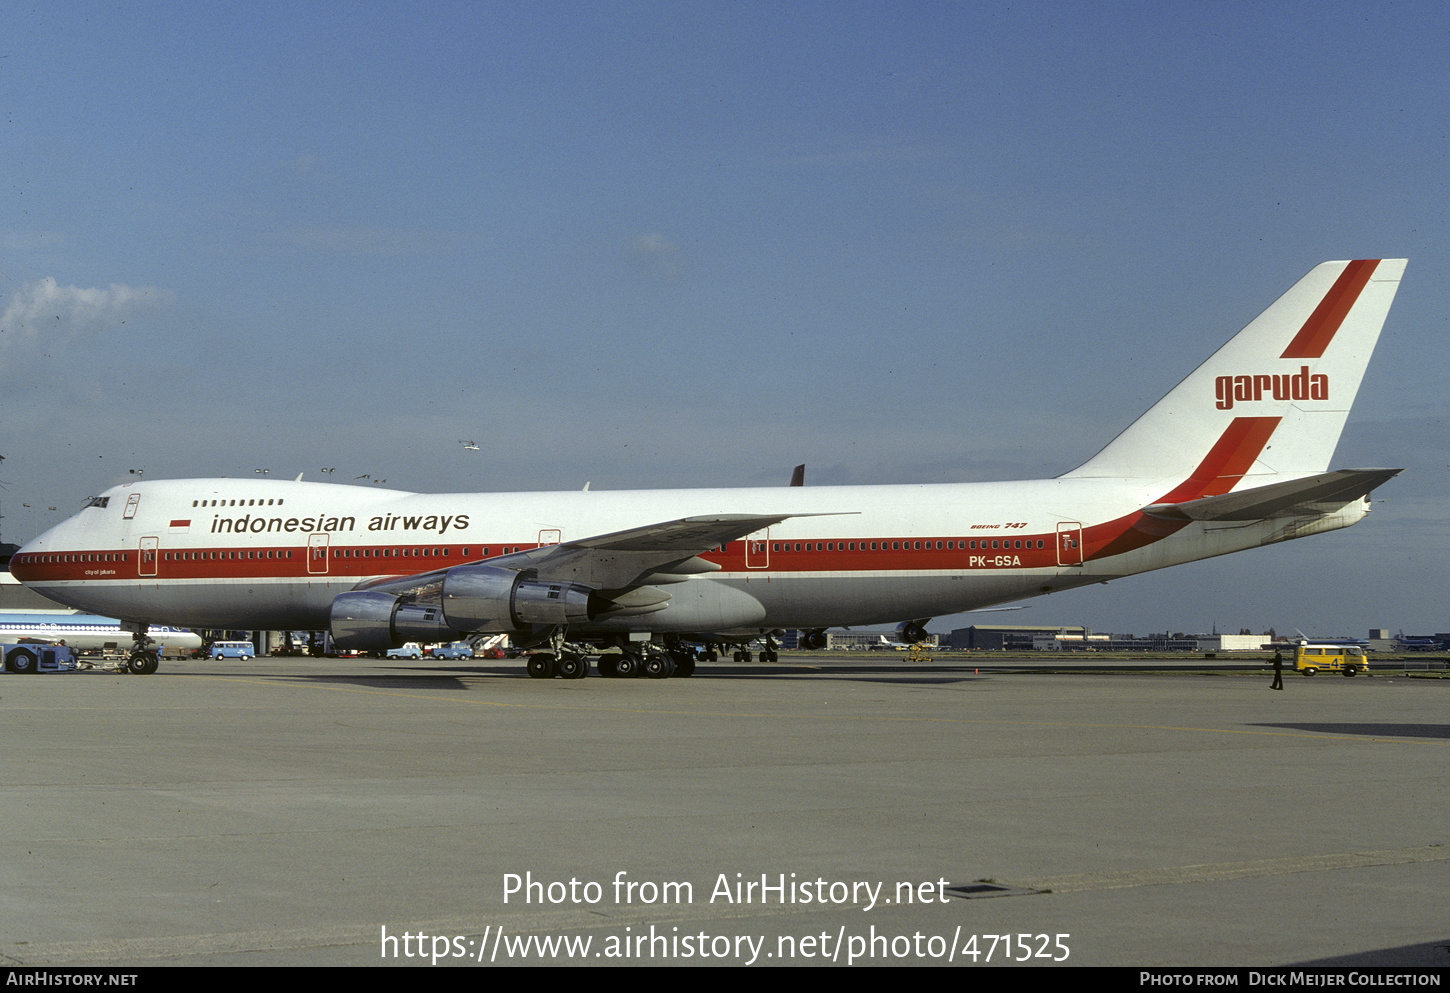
xmin=1270 ymin=650 xmax=1284 ymax=691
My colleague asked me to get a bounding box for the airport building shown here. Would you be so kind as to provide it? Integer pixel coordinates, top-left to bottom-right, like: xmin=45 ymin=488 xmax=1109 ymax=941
xmin=950 ymin=625 xmax=1284 ymax=652
xmin=779 ymin=630 xmax=940 ymax=650
xmin=949 ymin=625 xmax=1090 ymax=651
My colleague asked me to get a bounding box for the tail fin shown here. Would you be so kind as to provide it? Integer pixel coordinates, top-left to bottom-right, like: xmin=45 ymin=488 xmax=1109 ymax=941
xmin=1064 ymin=259 xmax=1407 ymax=486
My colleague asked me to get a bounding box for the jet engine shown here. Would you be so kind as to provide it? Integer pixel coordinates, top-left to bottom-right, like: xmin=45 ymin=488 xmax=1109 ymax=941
xmin=330 ymin=563 xmax=593 ymax=652
xmin=895 ymin=619 xmax=931 ymax=645
xmin=800 ymin=629 xmax=829 ymax=650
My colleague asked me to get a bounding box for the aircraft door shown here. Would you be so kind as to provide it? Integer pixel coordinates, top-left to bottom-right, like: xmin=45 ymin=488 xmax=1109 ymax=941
xmin=308 ymin=533 xmax=329 ymax=575
xmin=1056 ymin=523 xmax=1084 ymax=566
xmin=745 ymin=528 xmax=770 ymax=569
xmin=138 ymin=536 xmax=158 ymax=577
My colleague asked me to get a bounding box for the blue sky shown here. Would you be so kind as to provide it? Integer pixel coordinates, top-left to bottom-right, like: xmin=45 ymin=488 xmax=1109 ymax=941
xmin=2 ymin=1 xmax=1445 ymax=637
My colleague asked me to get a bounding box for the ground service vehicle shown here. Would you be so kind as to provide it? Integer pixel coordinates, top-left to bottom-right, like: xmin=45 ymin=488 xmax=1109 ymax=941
xmin=209 ymin=640 xmax=255 ymax=660
xmin=3 ymin=642 xmax=79 ymax=674
xmin=1294 ymin=643 xmax=1367 ymax=676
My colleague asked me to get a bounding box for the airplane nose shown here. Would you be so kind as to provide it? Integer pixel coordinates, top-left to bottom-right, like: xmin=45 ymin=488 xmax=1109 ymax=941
xmin=12 ymin=518 xmax=69 ymax=580
xmin=18 ymin=526 xmax=55 ymax=556
xmin=12 ymin=540 xmax=38 ymax=580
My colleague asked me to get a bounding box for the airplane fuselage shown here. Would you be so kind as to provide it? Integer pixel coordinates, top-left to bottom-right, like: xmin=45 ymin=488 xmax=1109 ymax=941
xmin=10 ymin=472 xmax=1365 ymax=635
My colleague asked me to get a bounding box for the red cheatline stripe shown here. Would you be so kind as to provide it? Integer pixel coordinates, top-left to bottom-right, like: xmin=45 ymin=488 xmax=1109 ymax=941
xmin=1280 ymin=259 xmax=1380 ymax=359
xmin=1156 ymin=416 xmax=1281 ymax=505
xmin=1082 ymin=415 xmax=1282 ymax=561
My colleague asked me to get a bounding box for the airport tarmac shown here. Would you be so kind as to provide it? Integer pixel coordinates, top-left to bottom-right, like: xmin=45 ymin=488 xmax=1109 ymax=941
xmin=1 ymin=655 xmax=1445 ymax=968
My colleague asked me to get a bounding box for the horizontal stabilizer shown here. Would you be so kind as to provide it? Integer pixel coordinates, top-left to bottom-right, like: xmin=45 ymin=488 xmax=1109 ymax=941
xmin=1143 ymin=468 xmax=1402 ymax=522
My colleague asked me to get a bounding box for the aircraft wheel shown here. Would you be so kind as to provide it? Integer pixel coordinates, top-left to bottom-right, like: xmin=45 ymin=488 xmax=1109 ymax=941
xmin=741 ymin=650 xmax=752 ymax=663
xmin=596 ymin=655 xmax=619 ymax=678
xmin=644 ymin=654 xmax=673 ymax=679
xmin=128 ymin=652 xmax=159 ymax=675
xmin=8 ymin=649 xmax=37 ymax=674
xmin=557 ymin=654 xmax=588 ymax=680
xmin=761 ymin=650 xmax=778 ymax=664
xmin=526 ymin=654 xmax=557 ymax=679
xmin=614 ymin=653 xmax=641 ymax=678
xmin=673 ymin=656 xmax=695 ymax=677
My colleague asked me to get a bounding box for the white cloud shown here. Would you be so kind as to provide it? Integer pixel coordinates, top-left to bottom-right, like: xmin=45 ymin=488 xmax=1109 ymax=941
xmin=0 ymin=277 xmax=172 ymax=344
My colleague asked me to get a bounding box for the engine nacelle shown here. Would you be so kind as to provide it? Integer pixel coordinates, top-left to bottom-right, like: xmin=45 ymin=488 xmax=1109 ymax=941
xmin=330 ymin=590 xmax=458 ymax=651
xmin=800 ymin=629 xmax=829 ymax=650
xmin=896 ymin=619 xmax=931 ymax=645
xmin=441 ymin=564 xmax=593 ymax=630
xmin=330 ymin=564 xmax=595 ymax=651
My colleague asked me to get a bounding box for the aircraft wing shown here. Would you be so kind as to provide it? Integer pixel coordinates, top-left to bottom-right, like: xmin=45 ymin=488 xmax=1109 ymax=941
xmin=490 ymin=513 xmax=816 ymax=588
xmin=1143 ymin=468 xmax=1402 ymax=522
xmin=359 ymin=512 xmax=838 ymax=595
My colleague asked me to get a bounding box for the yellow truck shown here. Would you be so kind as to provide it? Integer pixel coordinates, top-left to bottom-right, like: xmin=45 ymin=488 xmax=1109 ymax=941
xmin=1293 ymin=643 xmax=1368 ymax=677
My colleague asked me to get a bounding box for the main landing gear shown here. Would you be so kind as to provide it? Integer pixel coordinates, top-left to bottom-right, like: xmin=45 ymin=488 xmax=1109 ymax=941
xmin=525 ymin=652 xmax=592 ymax=680
xmin=520 ymin=628 xmax=717 ymax=681
xmin=726 ymin=635 xmax=778 ymax=664
xmin=124 ymin=623 xmax=160 ymax=675
xmin=526 ymin=644 xmax=698 ymax=680
xmin=598 ymin=645 xmax=696 ymax=679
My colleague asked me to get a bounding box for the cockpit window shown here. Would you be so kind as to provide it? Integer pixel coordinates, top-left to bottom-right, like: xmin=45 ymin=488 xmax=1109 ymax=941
xmin=84 ymin=496 xmax=110 ymax=509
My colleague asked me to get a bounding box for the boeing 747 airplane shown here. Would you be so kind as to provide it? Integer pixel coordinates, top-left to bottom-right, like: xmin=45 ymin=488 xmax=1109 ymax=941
xmin=12 ymin=260 xmax=1407 ymax=677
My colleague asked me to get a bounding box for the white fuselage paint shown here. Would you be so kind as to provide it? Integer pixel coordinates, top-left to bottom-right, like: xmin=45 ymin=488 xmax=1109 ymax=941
xmin=11 ymin=474 xmax=1366 ymax=635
